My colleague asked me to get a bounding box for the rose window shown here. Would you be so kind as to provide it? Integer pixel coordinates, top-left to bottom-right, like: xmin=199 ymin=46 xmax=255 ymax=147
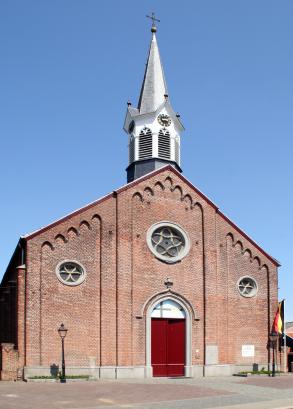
xmin=56 ymin=261 xmax=86 ymax=286
xmin=147 ymin=222 xmax=190 ymax=263
xmin=237 ymin=277 xmax=258 ymax=298
xmin=152 ymin=227 xmax=184 ymax=257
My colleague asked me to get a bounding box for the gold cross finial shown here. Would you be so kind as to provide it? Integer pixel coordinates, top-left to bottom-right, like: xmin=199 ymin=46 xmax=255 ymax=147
xmin=146 ymin=12 xmax=160 ymax=33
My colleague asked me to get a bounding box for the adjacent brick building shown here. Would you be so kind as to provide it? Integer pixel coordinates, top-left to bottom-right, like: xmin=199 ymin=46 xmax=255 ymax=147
xmin=0 ymin=22 xmax=280 ymax=380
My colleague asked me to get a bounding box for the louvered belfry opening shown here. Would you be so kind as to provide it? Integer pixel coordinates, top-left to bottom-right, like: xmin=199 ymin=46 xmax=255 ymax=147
xmin=175 ymin=138 xmax=180 ymax=164
xmin=129 ymin=137 xmax=135 ymax=164
xmin=139 ymin=127 xmax=153 ymax=160
xmin=158 ymin=128 xmax=171 ymax=160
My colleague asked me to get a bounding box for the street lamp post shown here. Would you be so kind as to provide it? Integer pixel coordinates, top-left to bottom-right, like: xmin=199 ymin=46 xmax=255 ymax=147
xmin=269 ymin=331 xmax=278 ymax=377
xmin=58 ymin=323 xmax=68 ymax=383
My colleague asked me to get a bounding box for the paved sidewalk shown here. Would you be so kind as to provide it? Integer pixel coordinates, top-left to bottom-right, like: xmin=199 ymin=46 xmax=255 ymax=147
xmin=214 ymin=398 xmax=293 ymax=409
xmin=1 ymin=376 xmax=293 ymax=409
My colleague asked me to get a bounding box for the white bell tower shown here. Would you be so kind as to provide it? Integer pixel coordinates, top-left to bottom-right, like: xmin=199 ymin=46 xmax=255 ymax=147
xmin=123 ymin=15 xmax=184 ymax=183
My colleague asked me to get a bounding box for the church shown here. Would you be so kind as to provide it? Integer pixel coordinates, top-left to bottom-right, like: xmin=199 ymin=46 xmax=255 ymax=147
xmin=0 ymin=20 xmax=280 ymax=381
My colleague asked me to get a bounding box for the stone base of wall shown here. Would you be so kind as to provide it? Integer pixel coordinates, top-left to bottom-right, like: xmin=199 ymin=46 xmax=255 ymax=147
xmin=24 ymin=365 xmax=203 ymax=379
xmin=22 ymin=363 xmax=269 ymax=380
xmin=24 ymin=366 xmax=147 ymax=379
xmin=204 ymin=363 xmax=269 ymax=377
xmin=204 ymin=364 xmax=232 ymax=376
xmin=192 ymin=365 xmax=204 ymax=377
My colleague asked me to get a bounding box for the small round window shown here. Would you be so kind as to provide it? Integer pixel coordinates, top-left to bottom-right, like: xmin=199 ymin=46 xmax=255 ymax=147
xmin=56 ymin=260 xmax=86 ymax=286
xmin=147 ymin=222 xmax=190 ymax=263
xmin=237 ymin=276 xmax=258 ymax=298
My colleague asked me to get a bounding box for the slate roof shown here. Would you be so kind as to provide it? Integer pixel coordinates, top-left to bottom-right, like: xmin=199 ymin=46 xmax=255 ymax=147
xmin=137 ymin=31 xmax=168 ymax=114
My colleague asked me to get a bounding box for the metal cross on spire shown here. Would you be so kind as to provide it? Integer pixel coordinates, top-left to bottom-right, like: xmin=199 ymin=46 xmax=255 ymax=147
xmin=146 ymin=12 xmax=160 ymax=33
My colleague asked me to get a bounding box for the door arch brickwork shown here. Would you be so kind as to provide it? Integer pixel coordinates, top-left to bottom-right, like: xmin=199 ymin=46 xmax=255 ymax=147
xmin=145 ymin=293 xmax=195 ymax=377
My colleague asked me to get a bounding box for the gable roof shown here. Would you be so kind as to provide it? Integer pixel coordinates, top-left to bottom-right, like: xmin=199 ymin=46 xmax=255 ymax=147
xmin=23 ymin=165 xmax=280 ymax=267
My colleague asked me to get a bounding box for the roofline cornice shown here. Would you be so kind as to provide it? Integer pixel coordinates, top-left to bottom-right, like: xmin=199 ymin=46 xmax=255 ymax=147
xmin=124 ymin=101 xmax=184 ymax=132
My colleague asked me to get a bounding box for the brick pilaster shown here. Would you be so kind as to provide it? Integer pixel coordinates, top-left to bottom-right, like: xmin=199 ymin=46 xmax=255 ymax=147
xmin=16 ymin=265 xmax=26 ymax=376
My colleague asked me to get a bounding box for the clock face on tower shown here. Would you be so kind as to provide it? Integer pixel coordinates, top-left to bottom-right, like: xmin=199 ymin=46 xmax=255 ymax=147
xmin=157 ymin=114 xmax=171 ymax=127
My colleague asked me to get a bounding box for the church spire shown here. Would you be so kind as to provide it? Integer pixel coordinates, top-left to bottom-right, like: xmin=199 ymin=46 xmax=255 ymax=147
xmin=123 ymin=16 xmax=184 ymax=183
xmin=138 ymin=15 xmax=168 ymax=114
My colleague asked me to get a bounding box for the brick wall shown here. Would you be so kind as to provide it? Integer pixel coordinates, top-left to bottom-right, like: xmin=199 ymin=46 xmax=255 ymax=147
xmin=0 ymin=343 xmax=19 ymax=381
xmin=11 ymin=167 xmax=279 ymax=374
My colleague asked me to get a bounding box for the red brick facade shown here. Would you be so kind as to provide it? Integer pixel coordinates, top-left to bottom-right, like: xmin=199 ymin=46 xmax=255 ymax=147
xmin=0 ymin=166 xmax=279 ymax=379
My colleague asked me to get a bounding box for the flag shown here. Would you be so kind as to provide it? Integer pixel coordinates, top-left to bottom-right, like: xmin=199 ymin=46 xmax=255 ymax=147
xmin=273 ymin=300 xmax=284 ymax=334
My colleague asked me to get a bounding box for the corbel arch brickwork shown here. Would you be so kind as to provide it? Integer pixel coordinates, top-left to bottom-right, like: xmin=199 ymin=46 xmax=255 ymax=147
xmin=25 ymin=195 xmax=117 ymax=370
xmin=126 ymin=170 xmax=206 ymax=368
xmin=215 ymin=215 xmax=278 ymax=366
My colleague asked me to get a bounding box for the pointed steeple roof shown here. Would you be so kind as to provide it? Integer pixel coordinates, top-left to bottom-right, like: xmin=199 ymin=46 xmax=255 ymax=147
xmin=138 ymin=29 xmax=168 ymax=114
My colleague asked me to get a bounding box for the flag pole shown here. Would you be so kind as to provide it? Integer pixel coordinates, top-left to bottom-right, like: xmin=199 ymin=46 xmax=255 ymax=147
xmin=283 ymin=299 xmax=287 ymax=373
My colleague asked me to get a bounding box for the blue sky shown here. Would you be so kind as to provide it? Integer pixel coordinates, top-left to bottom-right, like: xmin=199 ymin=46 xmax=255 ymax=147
xmin=1 ymin=1 xmax=292 ymax=319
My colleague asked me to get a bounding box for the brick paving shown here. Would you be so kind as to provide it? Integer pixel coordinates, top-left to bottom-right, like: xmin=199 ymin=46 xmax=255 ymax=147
xmin=0 ymin=376 xmax=293 ymax=409
xmin=239 ymin=376 xmax=293 ymax=389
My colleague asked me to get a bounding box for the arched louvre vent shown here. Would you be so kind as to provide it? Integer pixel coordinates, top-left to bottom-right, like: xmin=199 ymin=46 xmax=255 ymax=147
xmin=175 ymin=138 xmax=180 ymax=164
xmin=139 ymin=128 xmax=152 ymax=160
xmin=158 ymin=129 xmax=171 ymax=160
xmin=129 ymin=137 xmax=135 ymax=163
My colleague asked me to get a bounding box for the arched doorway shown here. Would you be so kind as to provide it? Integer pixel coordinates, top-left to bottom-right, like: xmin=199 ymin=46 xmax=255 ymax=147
xmin=151 ymin=299 xmax=186 ymax=377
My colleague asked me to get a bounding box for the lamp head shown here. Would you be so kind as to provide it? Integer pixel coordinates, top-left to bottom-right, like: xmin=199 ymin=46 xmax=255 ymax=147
xmin=269 ymin=331 xmax=278 ymax=342
xmin=58 ymin=323 xmax=68 ymax=339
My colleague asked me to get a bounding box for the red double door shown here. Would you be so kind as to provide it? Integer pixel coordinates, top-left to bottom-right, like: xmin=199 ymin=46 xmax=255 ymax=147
xmin=151 ymin=318 xmax=185 ymax=377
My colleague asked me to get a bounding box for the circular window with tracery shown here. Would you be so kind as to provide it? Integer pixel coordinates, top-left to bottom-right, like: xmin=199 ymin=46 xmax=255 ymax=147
xmin=56 ymin=260 xmax=86 ymax=286
xmin=147 ymin=222 xmax=190 ymax=263
xmin=237 ymin=276 xmax=258 ymax=298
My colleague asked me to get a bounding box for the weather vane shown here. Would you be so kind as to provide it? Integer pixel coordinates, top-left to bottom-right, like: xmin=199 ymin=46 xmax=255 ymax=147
xmin=146 ymin=12 xmax=160 ymax=32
